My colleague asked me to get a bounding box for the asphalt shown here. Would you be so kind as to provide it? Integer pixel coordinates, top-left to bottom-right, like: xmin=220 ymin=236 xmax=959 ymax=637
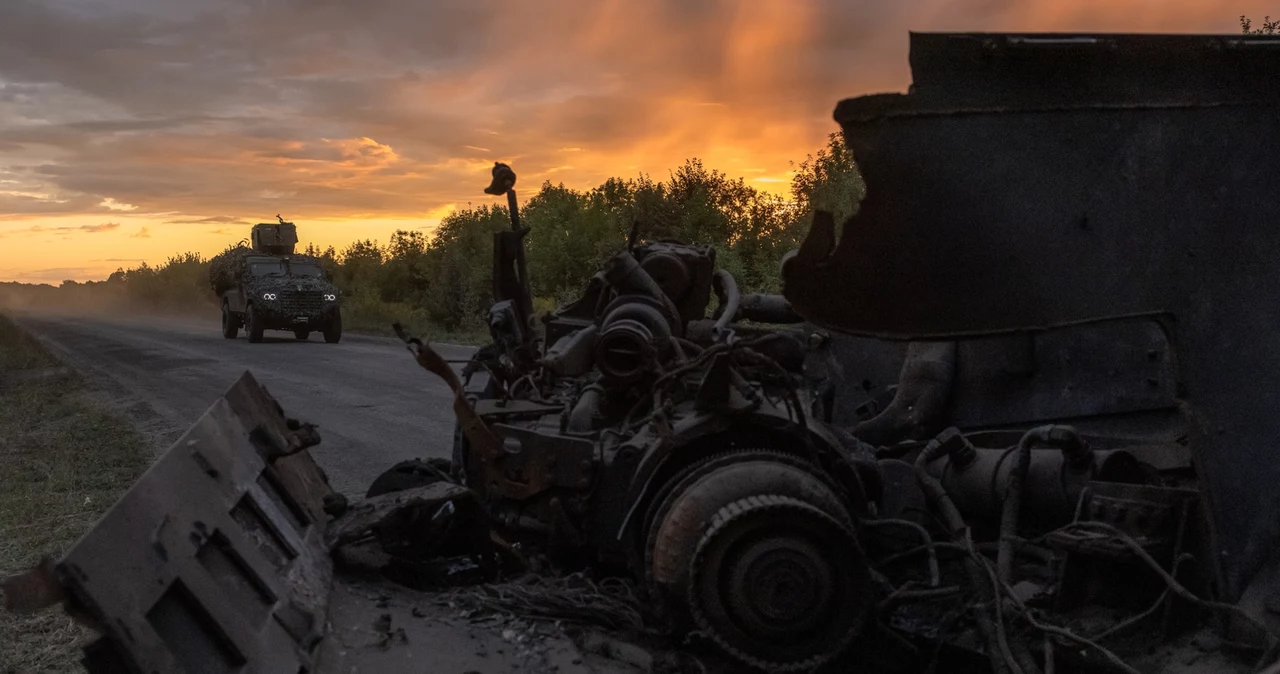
xmin=11 ymin=310 xmax=476 ymax=498
xmin=8 ymin=310 xmax=660 ymax=673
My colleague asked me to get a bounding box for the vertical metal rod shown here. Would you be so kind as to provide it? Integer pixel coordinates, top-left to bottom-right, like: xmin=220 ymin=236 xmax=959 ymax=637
xmin=506 ymin=190 xmax=521 ymax=230
xmin=506 ymin=189 xmax=533 ymax=320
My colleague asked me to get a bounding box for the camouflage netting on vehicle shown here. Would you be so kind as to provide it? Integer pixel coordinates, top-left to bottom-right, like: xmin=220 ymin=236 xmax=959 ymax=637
xmin=208 ymin=244 xmax=254 ymax=295
xmin=207 ymin=244 xmax=323 ymax=295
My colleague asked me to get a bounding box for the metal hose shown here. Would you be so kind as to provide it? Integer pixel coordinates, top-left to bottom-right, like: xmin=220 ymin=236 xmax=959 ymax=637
xmin=914 ymin=436 xmax=1014 ymax=674
xmin=997 ymin=425 xmax=1088 ymax=584
xmin=711 ymin=269 xmax=740 ymax=333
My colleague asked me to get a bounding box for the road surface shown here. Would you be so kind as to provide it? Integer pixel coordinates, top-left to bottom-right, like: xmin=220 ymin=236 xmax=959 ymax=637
xmin=12 ymin=310 xmax=656 ymax=673
xmin=12 ymin=311 xmax=475 ymax=497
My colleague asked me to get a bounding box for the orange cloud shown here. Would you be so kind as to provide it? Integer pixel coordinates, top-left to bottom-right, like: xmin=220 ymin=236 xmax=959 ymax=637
xmin=0 ymin=0 xmax=1273 ymax=282
xmin=5 ymin=222 xmax=120 ymax=234
xmin=81 ymin=222 xmax=121 ymax=233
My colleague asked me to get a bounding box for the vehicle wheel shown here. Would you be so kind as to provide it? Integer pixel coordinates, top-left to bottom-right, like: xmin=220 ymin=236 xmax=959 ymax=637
xmin=246 ymin=304 xmax=265 ymax=343
xmin=221 ymin=302 xmax=239 ymax=339
xmin=366 ymin=458 xmax=454 ymax=498
xmin=363 ymin=458 xmax=476 ymax=562
xmin=294 ymin=329 xmax=310 ymax=340
xmin=323 ymin=311 xmax=342 ymax=343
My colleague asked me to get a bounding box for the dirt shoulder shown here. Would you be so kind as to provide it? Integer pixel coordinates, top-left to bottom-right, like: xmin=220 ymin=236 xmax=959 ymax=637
xmin=0 ymin=313 xmax=152 ymax=674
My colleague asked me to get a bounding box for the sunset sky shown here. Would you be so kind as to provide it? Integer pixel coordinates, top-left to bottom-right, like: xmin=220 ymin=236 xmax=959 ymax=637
xmin=0 ymin=0 xmax=1269 ymax=283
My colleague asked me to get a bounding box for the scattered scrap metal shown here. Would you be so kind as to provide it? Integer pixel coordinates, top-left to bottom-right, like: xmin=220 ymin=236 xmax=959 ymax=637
xmin=8 ymin=30 xmax=1280 ymax=674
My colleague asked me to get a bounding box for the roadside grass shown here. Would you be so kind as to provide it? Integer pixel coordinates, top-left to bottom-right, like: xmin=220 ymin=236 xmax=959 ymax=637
xmin=2 ymin=280 xmax=496 ymax=348
xmin=0 ymin=314 xmax=152 ymax=674
xmin=341 ymin=293 xmax=490 ymax=345
xmin=204 ymin=292 xmax=491 ymax=346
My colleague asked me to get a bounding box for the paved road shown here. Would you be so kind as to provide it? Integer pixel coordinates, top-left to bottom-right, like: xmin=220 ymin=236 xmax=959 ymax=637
xmin=12 ymin=311 xmax=475 ymax=497
xmin=9 ymin=311 xmax=652 ymax=673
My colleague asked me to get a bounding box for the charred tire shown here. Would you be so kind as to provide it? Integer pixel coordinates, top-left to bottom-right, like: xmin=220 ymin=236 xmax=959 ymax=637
xmin=246 ymin=304 xmax=265 ymax=343
xmin=688 ymin=495 xmax=871 ymax=673
xmin=294 ymin=329 xmax=310 ymax=340
xmin=648 ymin=459 xmax=850 ymax=600
xmin=324 ymin=311 xmax=342 ymax=343
xmin=363 ymin=459 xmax=469 ymax=562
xmin=221 ymin=302 xmax=239 ymax=339
xmin=365 ymin=458 xmax=454 ymax=498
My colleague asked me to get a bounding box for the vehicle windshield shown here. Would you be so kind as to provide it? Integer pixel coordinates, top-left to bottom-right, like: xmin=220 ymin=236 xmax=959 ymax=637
xmin=289 ymin=263 xmax=325 ymax=279
xmin=249 ymin=260 xmax=286 ymax=276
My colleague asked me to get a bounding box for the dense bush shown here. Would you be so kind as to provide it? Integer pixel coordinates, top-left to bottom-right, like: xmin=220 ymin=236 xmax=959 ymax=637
xmin=0 ymin=132 xmax=862 ymax=340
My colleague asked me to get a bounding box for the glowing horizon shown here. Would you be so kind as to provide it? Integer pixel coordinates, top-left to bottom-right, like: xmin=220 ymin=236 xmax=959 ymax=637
xmin=1 ymin=0 xmax=1270 ymax=283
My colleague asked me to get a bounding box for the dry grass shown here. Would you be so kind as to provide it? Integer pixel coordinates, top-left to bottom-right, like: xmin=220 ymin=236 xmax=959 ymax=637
xmin=339 ymin=291 xmax=491 ymax=345
xmin=0 ymin=314 xmax=151 ymax=674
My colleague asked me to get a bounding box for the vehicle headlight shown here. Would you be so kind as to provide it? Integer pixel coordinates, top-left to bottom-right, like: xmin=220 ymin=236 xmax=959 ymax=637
xmin=324 ymin=294 xmax=336 ymax=301
xmin=262 ymin=293 xmax=277 ymax=300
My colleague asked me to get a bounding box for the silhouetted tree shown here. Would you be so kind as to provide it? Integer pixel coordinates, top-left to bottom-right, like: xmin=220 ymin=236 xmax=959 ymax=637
xmin=1242 ymin=14 xmax=1279 ymax=33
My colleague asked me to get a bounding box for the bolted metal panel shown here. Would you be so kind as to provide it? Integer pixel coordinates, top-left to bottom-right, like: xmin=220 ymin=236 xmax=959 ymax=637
xmin=782 ymin=32 xmax=1280 ymax=600
xmin=51 ymin=371 xmax=335 ymax=673
xmin=912 ymin=32 xmax=1280 ymax=106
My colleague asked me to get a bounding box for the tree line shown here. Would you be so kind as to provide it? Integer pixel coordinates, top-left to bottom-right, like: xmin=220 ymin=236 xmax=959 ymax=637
xmin=1 ymin=133 xmax=861 ymax=339
xmin=7 ymin=17 xmax=1271 ymax=335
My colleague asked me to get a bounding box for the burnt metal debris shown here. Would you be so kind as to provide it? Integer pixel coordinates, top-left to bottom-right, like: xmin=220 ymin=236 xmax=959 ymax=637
xmin=384 ymin=160 xmax=877 ymax=672
xmin=7 ymin=30 xmax=1280 ymax=674
xmin=2 ymin=372 xmax=338 ymax=674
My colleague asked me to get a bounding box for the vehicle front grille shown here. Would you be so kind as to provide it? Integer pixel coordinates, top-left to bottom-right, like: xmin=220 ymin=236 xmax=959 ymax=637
xmin=279 ymin=290 xmax=325 ymax=316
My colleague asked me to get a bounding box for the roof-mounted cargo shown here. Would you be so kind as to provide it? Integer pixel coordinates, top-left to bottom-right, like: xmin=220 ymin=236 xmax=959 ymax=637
xmin=251 ymin=216 xmax=298 ymax=255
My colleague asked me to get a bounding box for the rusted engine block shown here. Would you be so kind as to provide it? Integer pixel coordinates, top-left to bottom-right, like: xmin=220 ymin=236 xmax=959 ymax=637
xmin=380 ymin=178 xmax=884 ymax=670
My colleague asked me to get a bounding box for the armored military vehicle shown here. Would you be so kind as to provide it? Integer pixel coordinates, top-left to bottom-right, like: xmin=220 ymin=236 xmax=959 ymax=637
xmin=8 ymin=31 xmax=1280 ymax=674
xmin=208 ymin=217 xmax=343 ymax=344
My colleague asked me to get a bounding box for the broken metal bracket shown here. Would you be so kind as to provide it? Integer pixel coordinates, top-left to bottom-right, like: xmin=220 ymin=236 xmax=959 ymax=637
xmin=3 ymin=371 xmax=337 ymax=674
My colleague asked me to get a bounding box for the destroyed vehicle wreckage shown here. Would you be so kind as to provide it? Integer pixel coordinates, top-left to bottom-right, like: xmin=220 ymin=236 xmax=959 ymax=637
xmin=7 ymin=30 xmax=1280 ymax=674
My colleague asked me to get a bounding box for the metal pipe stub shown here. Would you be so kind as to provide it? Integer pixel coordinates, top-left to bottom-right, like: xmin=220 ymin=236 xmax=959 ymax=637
xmin=595 ymin=297 xmax=676 ymax=383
